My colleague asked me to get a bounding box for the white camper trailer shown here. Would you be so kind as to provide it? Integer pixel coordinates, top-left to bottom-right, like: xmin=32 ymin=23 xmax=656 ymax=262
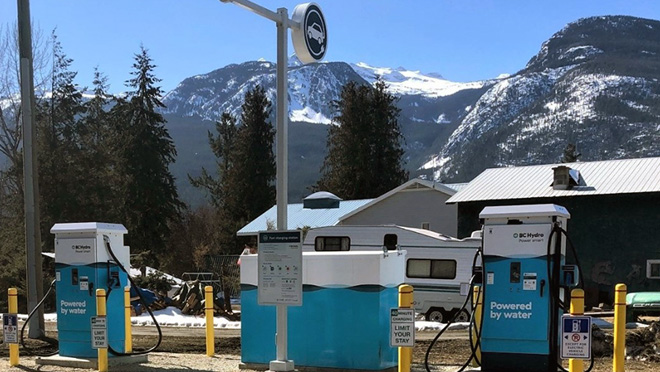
xmin=303 ymin=225 xmax=481 ymax=322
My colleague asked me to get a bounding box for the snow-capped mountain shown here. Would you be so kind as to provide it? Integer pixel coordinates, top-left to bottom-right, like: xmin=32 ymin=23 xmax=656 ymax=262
xmin=164 ymin=15 xmax=660 ymax=206
xmin=162 ymin=59 xmax=364 ymax=125
xmin=425 ymin=15 xmax=660 ymax=182
xmin=350 ymin=62 xmax=491 ymax=98
xmin=161 ymin=57 xmax=491 ymax=126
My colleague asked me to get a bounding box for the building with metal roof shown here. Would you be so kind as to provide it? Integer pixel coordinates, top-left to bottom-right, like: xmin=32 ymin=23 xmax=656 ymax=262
xmin=447 ymin=157 xmax=660 ymax=203
xmin=237 ymin=196 xmax=373 ymax=236
xmin=447 ymin=156 xmax=660 ymax=307
xmin=238 ymin=178 xmax=461 ymax=237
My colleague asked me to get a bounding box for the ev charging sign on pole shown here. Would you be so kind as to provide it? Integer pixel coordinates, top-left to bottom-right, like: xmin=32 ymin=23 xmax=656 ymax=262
xmin=258 ymin=231 xmax=303 ymax=306
xmin=291 ymin=2 xmax=327 ymax=63
xmin=561 ymin=315 xmax=592 ymax=359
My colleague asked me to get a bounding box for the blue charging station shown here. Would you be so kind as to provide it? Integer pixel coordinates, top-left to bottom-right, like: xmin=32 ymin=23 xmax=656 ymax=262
xmin=478 ymin=204 xmax=574 ymax=372
xmin=240 ymin=251 xmax=405 ymax=371
xmin=51 ymin=223 xmax=130 ymax=358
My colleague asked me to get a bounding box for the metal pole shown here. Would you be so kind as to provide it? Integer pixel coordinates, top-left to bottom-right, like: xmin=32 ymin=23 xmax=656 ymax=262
xmin=568 ymin=288 xmax=585 ymax=372
xmin=205 ymin=285 xmax=215 ymax=357
xmin=96 ymin=289 xmax=108 ymax=372
xmin=274 ymin=8 xmax=290 ymax=370
xmin=613 ymin=283 xmax=627 ymax=372
xmin=398 ymin=285 xmax=413 ymax=372
xmin=17 ymin=0 xmax=45 ymax=339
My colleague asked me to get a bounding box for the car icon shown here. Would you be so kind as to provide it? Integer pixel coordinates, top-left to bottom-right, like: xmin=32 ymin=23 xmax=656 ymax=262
xmin=307 ymin=23 xmax=325 ymax=44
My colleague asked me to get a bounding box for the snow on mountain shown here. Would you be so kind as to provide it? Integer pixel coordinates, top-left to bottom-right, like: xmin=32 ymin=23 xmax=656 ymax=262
xmin=162 ymin=60 xmax=364 ymax=124
xmin=425 ymin=15 xmax=660 ymax=182
xmin=350 ymin=62 xmax=490 ymax=98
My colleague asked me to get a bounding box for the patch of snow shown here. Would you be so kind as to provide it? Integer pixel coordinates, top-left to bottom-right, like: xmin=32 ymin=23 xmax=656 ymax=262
xmin=420 ymin=155 xmax=449 ymax=170
xmin=350 ymin=62 xmax=489 ymax=98
xmin=290 ymin=107 xmax=331 ymax=124
xmin=415 ymin=321 xmax=470 ymax=332
xmin=435 ymin=113 xmax=450 ymax=124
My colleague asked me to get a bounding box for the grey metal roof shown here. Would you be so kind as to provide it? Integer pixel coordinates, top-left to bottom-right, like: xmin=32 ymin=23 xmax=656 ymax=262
xmin=444 ymin=182 xmax=470 ymax=192
xmin=237 ymin=199 xmax=373 ymax=236
xmin=447 ymin=157 xmax=660 ymax=203
xmin=337 ymin=178 xmax=456 ymax=222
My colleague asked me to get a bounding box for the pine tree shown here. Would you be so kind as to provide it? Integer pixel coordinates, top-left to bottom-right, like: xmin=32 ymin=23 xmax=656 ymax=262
xmin=189 ymin=112 xmax=237 ymax=209
xmin=317 ymin=78 xmax=408 ymax=199
xmin=118 ymin=45 xmax=182 ymax=266
xmin=77 ymin=67 xmax=120 ymax=221
xmin=37 ymin=33 xmax=85 ymax=246
xmin=223 ymin=85 xmax=276 ymax=233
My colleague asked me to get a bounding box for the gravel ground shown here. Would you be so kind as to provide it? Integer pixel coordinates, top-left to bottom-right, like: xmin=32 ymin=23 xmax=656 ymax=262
xmin=2 ymin=328 xmax=659 ymax=371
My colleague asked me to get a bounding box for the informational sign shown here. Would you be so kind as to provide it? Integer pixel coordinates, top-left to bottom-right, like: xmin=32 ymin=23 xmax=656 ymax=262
xmin=291 ymin=2 xmax=327 ymax=64
xmin=561 ymin=315 xmax=591 ymax=359
xmin=258 ymin=231 xmax=303 ymax=306
xmin=390 ymin=308 xmax=415 ymax=347
xmin=3 ymin=313 xmax=18 ymax=344
xmin=90 ymin=316 xmax=108 ymax=349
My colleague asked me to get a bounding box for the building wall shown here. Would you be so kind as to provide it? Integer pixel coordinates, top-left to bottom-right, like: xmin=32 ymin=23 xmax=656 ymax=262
xmin=341 ymin=189 xmax=457 ymax=236
xmin=456 ymin=193 xmax=660 ymax=307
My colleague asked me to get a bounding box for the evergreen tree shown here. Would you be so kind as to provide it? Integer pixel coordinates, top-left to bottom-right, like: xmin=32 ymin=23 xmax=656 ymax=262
xmin=225 ymin=85 xmax=276 ymax=224
xmin=78 ymin=67 xmax=120 ymax=221
xmin=561 ymin=143 xmax=582 ymax=163
xmin=118 ymin=46 xmax=182 ymax=266
xmin=189 ymin=112 xmax=237 ymax=209
xmin=316 ymin=78 xmax=408 ymax=199
xmin=37 ymin=33 xmax=85 ymax=246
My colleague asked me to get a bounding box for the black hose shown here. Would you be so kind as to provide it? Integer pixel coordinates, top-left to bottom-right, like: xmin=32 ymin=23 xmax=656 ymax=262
xmin=103 ymin=235 xmax=163 ymax=356
xmin=547 ymin=223 xmax=594 ymax=372
xmin=20 ymin=280 xmax=59 ymax=356
xmin=424 ymin=248 xmax=483 ymax=372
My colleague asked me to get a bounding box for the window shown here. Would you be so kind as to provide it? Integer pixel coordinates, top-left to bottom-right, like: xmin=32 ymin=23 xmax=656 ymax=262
xmin=407 ymin=259 xmax=457 ymax=279
xmin=647 ymin=260 xmax=660 ymax=279
xmin=421 ymin=222 xmax=430 ymax=230
xmin=315 ymin=236 xmax=350 ymax=251
xmin=384 ymin=234 xmax=398 ymax=250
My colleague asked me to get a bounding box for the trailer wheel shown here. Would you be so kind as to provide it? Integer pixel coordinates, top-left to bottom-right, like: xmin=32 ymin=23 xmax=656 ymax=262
xmin=426 ymin=308 xmax=446 ymax=323
xmin=454 ymin=309 xmax=470 ymax=322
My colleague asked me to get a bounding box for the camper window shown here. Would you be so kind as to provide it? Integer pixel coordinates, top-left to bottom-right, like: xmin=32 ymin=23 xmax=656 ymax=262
xmin=315 ymin=236 xmax=350 ymax=251
xmin=407 ymin=259 xmax=457 ymax=279
xmin=384 ymin=234 xmax=398 ymax=250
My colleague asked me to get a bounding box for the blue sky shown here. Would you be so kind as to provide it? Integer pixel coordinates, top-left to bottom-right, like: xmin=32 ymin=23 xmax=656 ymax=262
xmin=2 ymin=0 xmax=660 ymax=93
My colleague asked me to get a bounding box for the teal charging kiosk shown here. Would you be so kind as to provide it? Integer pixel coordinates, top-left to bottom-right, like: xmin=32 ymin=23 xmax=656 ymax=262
xmin=51 ymin=223 xmax=130 ymax=358
xmin=479 ymin=205 xmax=570 ymax=372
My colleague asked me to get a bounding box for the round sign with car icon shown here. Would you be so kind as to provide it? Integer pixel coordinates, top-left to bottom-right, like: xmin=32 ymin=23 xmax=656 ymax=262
xmin=291 ymin=2 xmax=327 ymax=64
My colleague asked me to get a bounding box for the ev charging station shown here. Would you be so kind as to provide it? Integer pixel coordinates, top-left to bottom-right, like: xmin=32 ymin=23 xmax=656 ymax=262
xmin=478 ymin=204 xmax=578 ymax=372
xmin=51 ymin=223 xmax=130 ymax=358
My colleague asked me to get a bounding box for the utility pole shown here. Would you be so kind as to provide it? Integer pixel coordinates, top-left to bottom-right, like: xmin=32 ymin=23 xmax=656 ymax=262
xmin=17 ymin=0 xmax=45 ymax=338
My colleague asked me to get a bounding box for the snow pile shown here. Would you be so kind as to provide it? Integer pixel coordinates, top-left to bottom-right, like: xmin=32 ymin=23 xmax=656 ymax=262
xmin=415 ymin=321 xmax=471 ymax=332
xmin=132 ymin=307 xmax=240 ymax=329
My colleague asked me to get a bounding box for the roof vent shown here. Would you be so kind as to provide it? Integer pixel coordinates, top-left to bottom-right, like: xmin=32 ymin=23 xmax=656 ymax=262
xmin=552 ymin=166 xmax=580 ymax=190
xmin=303 ymin=191 xmax=341 ymax=209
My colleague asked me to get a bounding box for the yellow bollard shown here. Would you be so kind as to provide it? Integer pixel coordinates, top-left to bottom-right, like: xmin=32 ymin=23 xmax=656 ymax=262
xmin=205 ymin=286 xmax=215 ymax=357
xmin=8 ymin=288 xmax=19 ymax=366
xmin=96 ymin=289 xmax=108 ymax=372
xmin=569 ymin=288 xmax=585 ymax=372
xmin=124 ymin=286 xmax=132 ymax=353
xmin=613 ymin=283 xmax=627 ymax=372
xmin=470 ymin=285 xmax=482 ymax=367
xmin=398 ymin=284 xmax=413 ymax=372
